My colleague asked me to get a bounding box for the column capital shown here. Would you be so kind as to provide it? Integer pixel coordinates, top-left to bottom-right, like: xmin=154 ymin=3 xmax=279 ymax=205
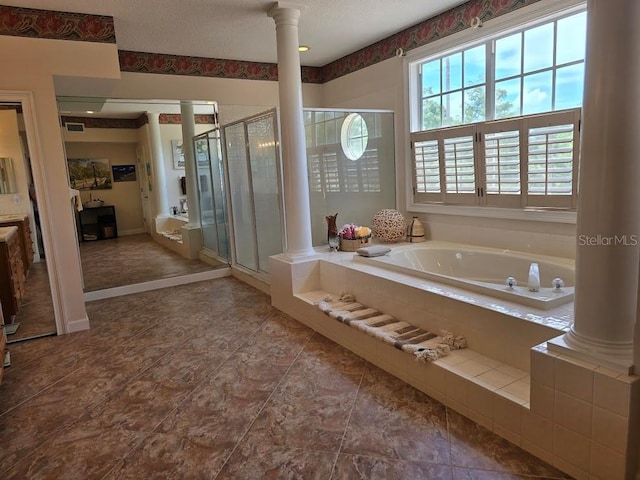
xmin=268 ymin=2 xmax=304 ymax=24
xmin=146 ymin=111 xmax=160 ymax=122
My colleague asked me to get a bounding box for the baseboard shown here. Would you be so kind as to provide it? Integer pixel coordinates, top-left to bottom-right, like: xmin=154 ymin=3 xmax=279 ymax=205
xmin=65 ymin=315 xmax=91 ymax=333
xmin=84 ymin=268 xmax=231 ymax=302
xmin=119 ymin=228 xmax=146 ymax=236
xmin=231 ymin=266 xmax=270 ymax=295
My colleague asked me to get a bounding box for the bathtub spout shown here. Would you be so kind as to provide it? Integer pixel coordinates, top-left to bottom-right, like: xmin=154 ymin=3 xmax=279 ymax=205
xmin=528 ymin=263 xmax=540 ymax=292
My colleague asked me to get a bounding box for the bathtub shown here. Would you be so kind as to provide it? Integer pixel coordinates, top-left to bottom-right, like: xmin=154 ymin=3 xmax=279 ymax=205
xmin=354 ymin=242 xmax=575 ymax=310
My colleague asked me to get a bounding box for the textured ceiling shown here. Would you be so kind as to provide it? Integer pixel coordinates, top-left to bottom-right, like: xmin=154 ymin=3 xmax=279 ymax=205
xmin=2 ymin=0 xmax=467 ymax=67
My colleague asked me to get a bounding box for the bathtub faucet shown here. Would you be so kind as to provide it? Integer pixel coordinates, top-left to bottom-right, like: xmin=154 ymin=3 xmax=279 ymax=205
xmin=528 ymin=263 xmax=540 ymax=292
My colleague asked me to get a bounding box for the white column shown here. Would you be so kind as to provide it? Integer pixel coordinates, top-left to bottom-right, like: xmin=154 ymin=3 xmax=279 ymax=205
xmin=268 ymin=4 xmax=315 ymax=259
xmin=567 ymin=0 xmax=640 ymax=367
xmin=180 ymin=101 xmax=201 ymax=227
xmin=147 ymin=112 xmax=169 ymax=218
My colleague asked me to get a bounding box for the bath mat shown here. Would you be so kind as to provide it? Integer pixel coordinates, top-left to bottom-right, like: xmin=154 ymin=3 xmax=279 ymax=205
xmin=4 ymin=323 xmax=20 ymax=335
xmin=317 ymin=294 xmax=466 ymax=363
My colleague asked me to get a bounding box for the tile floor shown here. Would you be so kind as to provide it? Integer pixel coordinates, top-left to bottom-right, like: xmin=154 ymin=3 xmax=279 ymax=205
xmin=9 ymin=260 xmax=56 ymax=342
xmin=0 ymin=278 xmax=571 ymax=479
xmin=80 ymin=233 xmax=219 ymax=291
xmin=7 ymin=233 xmax=223 ymax=343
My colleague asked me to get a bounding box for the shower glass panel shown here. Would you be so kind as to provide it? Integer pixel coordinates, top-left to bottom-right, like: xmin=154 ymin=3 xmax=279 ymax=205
xmin=304 ymin=109 xmax=395 ymax=247
xmin=246 ymin=114 xmax=283 ymax=273
xmin=223 ymin=109 xmax=283 ymax=275
xmin=225 ymin=122 xmax=258 ymax=271
xmin=194 ymin=128 xmax=230 ymax=262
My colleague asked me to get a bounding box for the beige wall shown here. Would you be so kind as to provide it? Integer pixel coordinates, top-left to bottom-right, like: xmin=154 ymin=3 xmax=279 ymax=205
xmin=0 ymin=35 xmax=121 ymax=334
xmin=0 ymin=110 xmax=31 ymax=215
xmin=159 ymin=123 xmax=217 ymax=211
xmin=63 ymin=142 xmax=144 ymax=235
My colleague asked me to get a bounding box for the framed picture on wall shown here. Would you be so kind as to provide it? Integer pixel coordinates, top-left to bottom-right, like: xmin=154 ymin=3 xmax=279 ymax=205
xmin=112 ymin=164 xmax=137 ymax=182
xmin=67 ymin=158 xmax=112 ymax=190
xmin=172 ymin=139 xmax=185 ymax=169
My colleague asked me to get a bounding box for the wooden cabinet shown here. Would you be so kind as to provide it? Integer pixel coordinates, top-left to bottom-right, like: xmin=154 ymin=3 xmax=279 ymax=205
xmin=0 ymin=226 xmax=25 ymax=323
xmin=0 ymin=325 xmax=5 ymax=385
xmin=0 ymin=313 xmax=5 ymax=385
xmin=77 ymin=205 xmax=118 ymax=241
xmin=0 ymin=214 xmax=34 ymax=272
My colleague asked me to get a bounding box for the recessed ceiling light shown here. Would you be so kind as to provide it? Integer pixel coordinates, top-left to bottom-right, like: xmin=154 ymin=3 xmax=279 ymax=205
xmin=298 ymin=45 xmax=310 ymax=52
xmin=86 ymin=110 xmax=94 ymax=114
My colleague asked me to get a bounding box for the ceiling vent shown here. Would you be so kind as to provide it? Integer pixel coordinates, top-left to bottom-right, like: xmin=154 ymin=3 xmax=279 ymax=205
xmin=65 ymin=122 xmax=85 ymax=133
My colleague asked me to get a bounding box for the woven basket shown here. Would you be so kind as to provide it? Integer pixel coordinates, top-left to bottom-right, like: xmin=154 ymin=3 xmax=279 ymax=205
xmin=339 ymin=235 xmax=371 ymax=252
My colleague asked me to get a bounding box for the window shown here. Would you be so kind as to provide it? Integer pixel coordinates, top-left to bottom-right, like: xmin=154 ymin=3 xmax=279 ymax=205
xmin=414 ymin=9 xmax=586 ymax=131
xmin=410 ymin=4 xmax=585 ymax=211
xmin=411 ymin=108 xmax=580 ymax=209
xmin=305 ymin=111 xmax=383 ymax=193
xmin=341 ymin=113 xmax=369 ymax=160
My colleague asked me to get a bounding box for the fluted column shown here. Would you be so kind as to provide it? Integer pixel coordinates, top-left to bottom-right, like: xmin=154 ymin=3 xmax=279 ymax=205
xmin=147 ymin=112 xmax=169 ymax=218
xmin=567 ymin=0 xmax=640 ymax=368
xmin=180 ymin=101 xmax=201 ymax=227
xmin=268 ymin=4 xmax=315 ymax=259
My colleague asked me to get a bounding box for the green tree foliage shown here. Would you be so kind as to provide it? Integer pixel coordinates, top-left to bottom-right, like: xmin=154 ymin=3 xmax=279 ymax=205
xmin=422 ymin=77 xmax=515 ymax=130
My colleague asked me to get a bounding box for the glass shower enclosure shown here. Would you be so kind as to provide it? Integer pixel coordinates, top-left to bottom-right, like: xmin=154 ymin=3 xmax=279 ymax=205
xmin=223 ymin=109 xmax=284 ymax=275
xmin=193 ymin=128 xmax=230 ymax=263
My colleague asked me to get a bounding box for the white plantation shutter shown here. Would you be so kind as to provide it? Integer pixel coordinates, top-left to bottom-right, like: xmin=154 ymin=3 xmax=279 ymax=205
xmin=412 ymin=132 xmax=442 ymax=202
xmin=441 ymin=125 xmax=478 ymax=205
xmin=482 ymin=118 xmax=523 ymax=208
xmin=409 ymin=108 xmax=580 ymax=209
xmin=525 ymin=109 xmax=580 ymax=208
xmin=323 ymin=152 xmax=340 ymax=192
xmin=360 ymin=147 xmax=381 ymax=192
xmin=307 ymin=152 xmax=322 ymax=193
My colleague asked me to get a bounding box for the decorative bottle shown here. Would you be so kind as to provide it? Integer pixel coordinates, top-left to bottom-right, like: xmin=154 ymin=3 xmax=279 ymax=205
xmin=407 ymin=216 xmax=426 ymax=243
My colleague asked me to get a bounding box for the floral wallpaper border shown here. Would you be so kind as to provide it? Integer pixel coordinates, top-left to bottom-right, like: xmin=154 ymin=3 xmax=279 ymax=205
xmin=118 ymin=50 xmax=323 ymax=84
xmin=158 ymin=114 xmax=217 ymax=125
xmin=60 ymin=116 xmax=140 ymax=129
xmin=321 ymin=0 xmax=541 ymax=82
xmin=0 ymin=5 xmax=115 ymax=43
xmin=59 ymin=113 xmax=219 ymax=128
xmin=1 ymin=0 xmax=540 ymax=83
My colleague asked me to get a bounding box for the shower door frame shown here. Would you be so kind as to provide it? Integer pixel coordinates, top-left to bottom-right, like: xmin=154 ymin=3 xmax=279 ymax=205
xmin=221 ymin=108 xmax=285 ymax=279
xmin=193 ymin=127 xmax=231 ymax=265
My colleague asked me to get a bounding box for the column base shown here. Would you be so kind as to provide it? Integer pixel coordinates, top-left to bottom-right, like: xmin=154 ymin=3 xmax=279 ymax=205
xmin=278 ymin=249 xmax=318 ymax=263
xmin=548 ymin=329 xmax=634 ymax=375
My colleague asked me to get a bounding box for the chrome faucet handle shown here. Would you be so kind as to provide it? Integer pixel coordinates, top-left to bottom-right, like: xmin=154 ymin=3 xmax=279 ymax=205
xmin=552 ymin=277 xmax=565 ymax=291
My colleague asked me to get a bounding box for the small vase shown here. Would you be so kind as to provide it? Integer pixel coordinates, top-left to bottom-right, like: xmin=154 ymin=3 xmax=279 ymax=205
xmin=407 ymin=216 xmax=426 ymax=242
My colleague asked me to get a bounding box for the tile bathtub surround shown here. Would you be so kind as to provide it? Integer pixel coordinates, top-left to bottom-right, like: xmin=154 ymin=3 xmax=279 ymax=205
xmin=280 ymin=253 xmax=640 ymax=479
xmin=0 ymin=277 xmax=571 ymax=479
xmin=309 ymin=250 xmax=572 ymax=373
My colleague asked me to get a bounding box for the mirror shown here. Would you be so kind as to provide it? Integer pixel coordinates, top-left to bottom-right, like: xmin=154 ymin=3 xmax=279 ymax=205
xmin=0 ymin=101 xmax=56 ymax=343
xmin=56 ymin=97 xmax=257 ymax=294
xmin=0 ymin=157 xmax=17 ymax=193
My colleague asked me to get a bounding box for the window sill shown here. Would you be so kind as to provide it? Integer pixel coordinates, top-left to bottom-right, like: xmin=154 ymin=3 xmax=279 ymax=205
xmin=407 ymin=203 xmax=577 ymax=224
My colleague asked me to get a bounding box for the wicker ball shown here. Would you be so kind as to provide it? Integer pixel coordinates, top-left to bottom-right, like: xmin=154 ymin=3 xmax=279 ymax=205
xmin=372 ymin=209 xmax=407 ymax=242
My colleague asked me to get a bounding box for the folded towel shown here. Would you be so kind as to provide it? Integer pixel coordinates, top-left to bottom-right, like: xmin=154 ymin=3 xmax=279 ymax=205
xmin=70 ymin=188 xmax=83 ymax=212
xmin=357 ymin=245 xmax=391 ymax=257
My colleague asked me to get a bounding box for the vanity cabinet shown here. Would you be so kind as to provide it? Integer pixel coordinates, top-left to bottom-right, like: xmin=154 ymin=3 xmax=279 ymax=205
xmin=0 ymin=321 xmax=5 ymax=385
xmin=0 ymin=213 xmax=34 ymax=272
xmin=0 ymin=226 xmax=25 ymax=323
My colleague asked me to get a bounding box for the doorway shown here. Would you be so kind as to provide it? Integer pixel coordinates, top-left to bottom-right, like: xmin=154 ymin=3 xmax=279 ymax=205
xmin=0 ymin=93 xmax=59 ymax=343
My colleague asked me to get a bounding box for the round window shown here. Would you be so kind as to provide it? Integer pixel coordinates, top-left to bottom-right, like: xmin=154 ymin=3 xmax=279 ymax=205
xmin=340 ymin=113 xmax=368 ymax=161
